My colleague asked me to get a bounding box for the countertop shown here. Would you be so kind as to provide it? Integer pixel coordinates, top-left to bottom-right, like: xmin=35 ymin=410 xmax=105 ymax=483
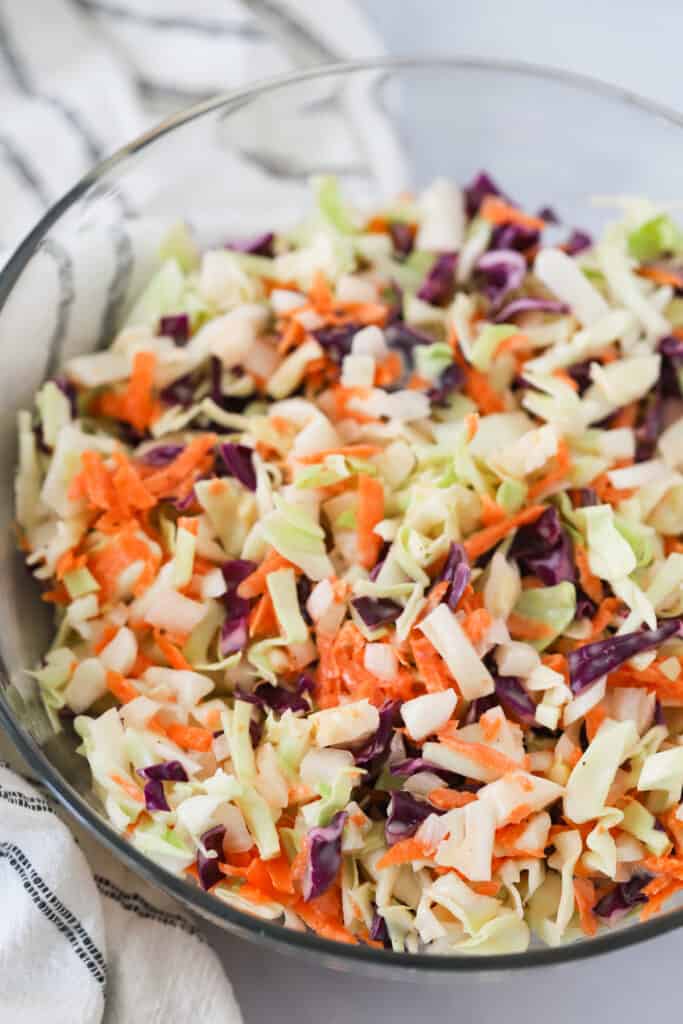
xmin=207 ymin=2 xmax=682 ymax=1019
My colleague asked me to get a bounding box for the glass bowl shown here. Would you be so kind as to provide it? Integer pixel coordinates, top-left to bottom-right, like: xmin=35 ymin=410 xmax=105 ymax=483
xmin=2 ymin=56 xmax=683 ymax=977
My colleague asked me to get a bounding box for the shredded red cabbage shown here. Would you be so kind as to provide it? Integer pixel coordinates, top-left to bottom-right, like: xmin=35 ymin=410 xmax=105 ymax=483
xmin=197 ymin=825 xmax=226 ymax=890
xmin=385 ymin=791 xmax=437 ymax=846
xmin=568 ymin=620 xmax=681 ymax=693
xmin=389 ymin=222 xmax=414 ymax=257
xmin=464 ymin=171 xmax=506 ymax=217
xmin=509 ymin=507 xmax=576 ymax=586
xmin=53 ymin=375 xmax=78 ymax=418
xmin=313 ymin=323 xmax=359 ymax=362
xmin=436 ymin=542 xmax=471 ymax=610
xmin=476 ymin=249 xmax=526 ymax=308
xmin=594 ymin=873 xmax=652 ymax=921
xmin=463 ymin=693 xmax=499 ymax=725
xmin=138 ymin=760 xmax=188 ymax=782
xmin=635 ymin=393 xmax=664 ymax=462
xmin=137 ymin=762 xmax=189 ymax=812
xmin=564 ymin=229 xmax=592 ymax=255
xmin=353 ymin=699 xmax=400 ymax=767
xmin=158 ymin=313 xmax=190 ymax=345
xmin=537 ymin=206 xmax=560 ymax=224
xmin=351 ymin=596 xmax=402 ymax=627
xmin=417 ymin=252 xmax=457 ymax=306
xmin=389 ymin=759 xmax=463 ymax=786
xmin=493 ymin=297 xmax=568 ymax=323
xmin=226 ymin=232 xmax=275 ymax=257
xmin=491 ymin=222 xmax=539 ymax=252
xmin=494 ymin=676 xmax=537 ymax=726
xmin=369 ymin=910 xmax=391 ymax=946
xmin=302 ymin=811 xmax=347 ymax=901
xmin=427 ymin=362 xmax=464 ymax=405
xmin=138 ymin=443 xmax=184 ymax=467
xmin=219 ymin=443 xmax=257 ymax=492
xmin=236 ymin=675 xmax=314 ymax=715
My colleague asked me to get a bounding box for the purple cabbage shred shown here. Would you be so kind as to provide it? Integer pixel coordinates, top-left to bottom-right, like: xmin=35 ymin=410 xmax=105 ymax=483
xmin=568 ymin=620 xmax=681 ymax=693
xmin=417 ymin=252 xmax=457 ymax=306
xmin=197 ymin=825 xmax=226 ymax=890
xmin=158 ymin=313 xmax=190 ymax=345
xmin=302 ymin=811 xmax=347 ymax=901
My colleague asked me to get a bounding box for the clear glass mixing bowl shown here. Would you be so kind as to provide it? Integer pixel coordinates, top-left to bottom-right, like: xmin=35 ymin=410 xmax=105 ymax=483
xmin=2 ymin=57 xmax=683 ymax=976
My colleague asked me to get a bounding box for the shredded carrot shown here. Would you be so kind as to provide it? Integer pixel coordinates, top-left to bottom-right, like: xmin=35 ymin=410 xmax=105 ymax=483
xmin=309 ymin=270 xmax=334 ymax=314
xmin=111 ymin=450 xmax=155 ymax=512
xmin=638 ymin=266 xmax=683 ymax=289
xmin=438 ymin=722 xmax=528 ymax=775
xmin=591 ymin=469 xmax=636 ymax=506
xmin=575 ymin=544 xmax=603 ymax=604
xmin=641 ymin=879 xmax=683 ymax=921
xmin=94 ymin=624 xmax=118 ymax=655
xmin=462 ymin=608 xmax=493 ymax=646
xmin=295 ymin=445 xmax=381 ymax=465
xmin=507 ymin=613 xmax=554 ymax=642
xmin=662 ymin=807 xmax=683 ymax=856
xmin=501 ymin=803 xmax=533 ymax=826
xmin=165 ymin=723 xmax=214 ymax=752
xmin=376 ymin=837 xmax=432 ymax=870
xmin=69 ymin=450 xmax=120 ymax=513
xmin=573 ymin=878 xmax=598 ymax=936
xmin=609 ymin=403 xmax=637 ymax=430
xmin=143 ymin=434 xmax=217 ymax=499
xmin=428 ymin=788 xmax=478 ymax=810
xmin=55 ymin=550 xmax=87 ymax=580
xmin=249 ymin=590 xmax=278 ymax=639
xmin=42 ymin=586 xmax=70 ymax=605
xmin=365 ymin=215 xmax=389 ymax=234
xmin=356 ymin=474 xmax=384 ymax=570
xmin=88 ymin=524 xmax=159 ymax=602
xmin=331 ymin=384 xmax=377 ymax=424
xmin=551 ymin=369 xmax=578 ymax=391
xmin=463 ymin=364 xmax=505 ymax=414
xmin=375 ymin=351 xmax=402 ymax=387
xmin=99 ymin=351 xmax=159 ymax=431
xmin=480 ymin=710 xmax=502 ymax=743
xmin=587 ymin=597 xmax=621 ymax=641
xmin=541 ymin=653 xmax=569 ymax=684
xmin=109 ymin=773 xmax=144 ymax=804
xmin=153 ymin=629 xmax=192 ymax=671
xmin=585 ymin=703 xmax=607 ymax=743
xmin=106 ymin=670 xmax=138 ymax=704
xmin=527 ymin=440 xmax=571 ymax=501
xmin=463 ymin=412 xmax=479 ymax=442
xmin=237 ymin=550 xmax=296 ymax=599
xmin=480 ymin=195 xmax=546 ymax=231
xmin=278 ymin=318 xmax=306 ymax=356
xmin=463 ymin=504 xmax=546 ymax=560
xmin=479 ymin=494 xmax=506 ymax=526
xmin=410 ymin=633 xmax=455 ymax=693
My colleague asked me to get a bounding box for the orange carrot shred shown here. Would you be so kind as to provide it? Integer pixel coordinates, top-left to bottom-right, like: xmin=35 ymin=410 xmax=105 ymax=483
xmin=464 ymin=504 xmax=546 ymax=560
xmin=166 ymin=723 xmax=214 ymax=752
xmin=356 ymin=474 xmax=384 ymax=570
xmin=480 ymin=196 xmax=546 ymax=231
xmin=376 ymin=837 xmax=432 ymax=870
xmin=428 ymin=788 xmax=477 ymax=810
xmin=106 ymin=670 xmax=139 ymax=705
xmin=573 ymin=878 xmax=598 ymax=936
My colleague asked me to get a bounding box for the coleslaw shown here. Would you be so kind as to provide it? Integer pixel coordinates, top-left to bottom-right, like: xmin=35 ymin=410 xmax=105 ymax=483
xmin=15 ymin=171 xmax=683 ymax=954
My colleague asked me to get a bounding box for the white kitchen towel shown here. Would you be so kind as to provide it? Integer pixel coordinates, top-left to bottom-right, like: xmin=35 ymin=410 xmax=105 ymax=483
xmin=0 ymin=1 xmax=387 ymax=1022
xmin=0 ymin=756 xmax=243 ymax=1024
xmin=0 ymin=0 xmax=389 ymax=254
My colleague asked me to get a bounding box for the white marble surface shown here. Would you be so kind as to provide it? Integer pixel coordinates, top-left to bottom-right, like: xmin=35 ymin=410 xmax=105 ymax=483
xmin=207 ymin=3 xmax=683 ymax=1019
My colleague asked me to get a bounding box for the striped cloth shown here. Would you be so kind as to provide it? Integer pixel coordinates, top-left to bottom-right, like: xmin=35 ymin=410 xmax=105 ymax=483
xmin=0 ymin=1 xmax=386 ymax=1021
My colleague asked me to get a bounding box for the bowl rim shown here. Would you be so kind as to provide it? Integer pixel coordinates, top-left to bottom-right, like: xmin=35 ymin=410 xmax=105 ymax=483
xmin=3 ymin=53 xmax=683 ymax=973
